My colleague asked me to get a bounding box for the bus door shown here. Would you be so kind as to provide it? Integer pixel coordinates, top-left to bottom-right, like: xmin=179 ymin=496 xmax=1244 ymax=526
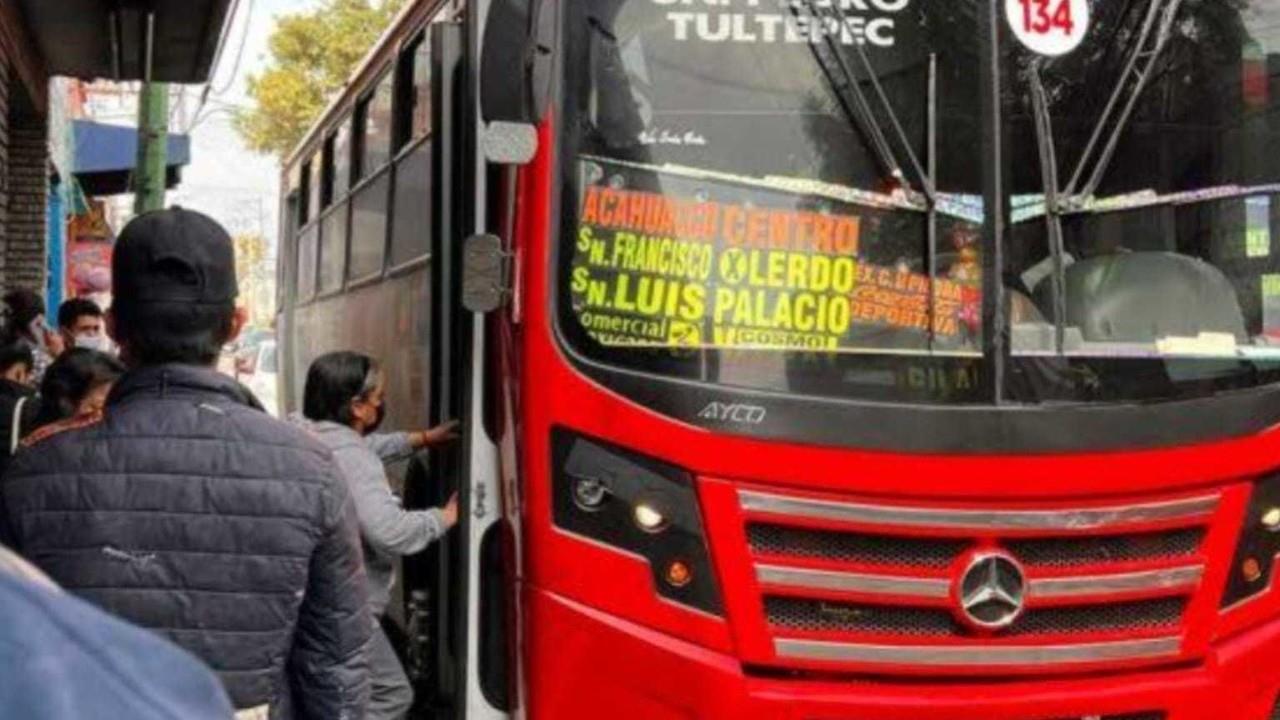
xmin=400 ymin=16 xmax=476 ymax=720
xmin=457 ymin=0 xmax=518 ymax=715
xmin=409 ymin=0 xmax=547 ymax=716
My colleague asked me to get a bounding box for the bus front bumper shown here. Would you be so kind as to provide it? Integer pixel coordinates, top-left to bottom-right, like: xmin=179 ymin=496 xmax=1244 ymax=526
xmin=525 ymin=587 xmax=1280 ymax=720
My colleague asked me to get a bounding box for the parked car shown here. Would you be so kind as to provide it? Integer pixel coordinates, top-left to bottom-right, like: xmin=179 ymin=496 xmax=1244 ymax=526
xmin=240 ymin=340 xmax=279 ymax=417
xmin=231 ymin=328 xmax=274 ymax=368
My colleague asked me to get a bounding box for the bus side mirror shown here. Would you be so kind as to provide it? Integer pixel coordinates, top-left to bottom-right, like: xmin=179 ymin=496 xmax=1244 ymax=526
xmin=461 ymin=234 xmax=511 ymax=313
xmin=483 ymin=121 xmax=539 ymax=165
xmin=480 ymin=0 xmax=556 ymax=129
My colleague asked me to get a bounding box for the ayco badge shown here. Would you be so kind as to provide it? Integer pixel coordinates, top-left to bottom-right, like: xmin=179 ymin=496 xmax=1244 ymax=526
xmin=698 ymin=402 xmax=767 ymax=425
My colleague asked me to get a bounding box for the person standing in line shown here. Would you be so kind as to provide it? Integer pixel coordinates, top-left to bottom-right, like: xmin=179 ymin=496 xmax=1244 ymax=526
xmin=22 ymin=348 xmax=126 ymax=442
xmin=57 ymin=297 xmax=112 ymax=353
xmin=2 ymin=289 xmax=63 ymax=382
xmin=0 ymin=343 xmax=39 ymax=473
xmin=296 ymin=351 xmax=459 ymax=720
xmin=1 ymin=208 xmax=372 ymax=720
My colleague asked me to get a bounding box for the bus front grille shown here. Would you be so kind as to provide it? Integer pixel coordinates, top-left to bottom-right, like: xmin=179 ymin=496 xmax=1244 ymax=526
xmin=730 ymin=485 xmax=1228 ymax=674
xmin=748 ymin=522 xmax=1205 ymax=571
xmin=764 ymin=596 xmax=1187 ymax=638
xmin=747 ymin=523 xmax=966 ymax=569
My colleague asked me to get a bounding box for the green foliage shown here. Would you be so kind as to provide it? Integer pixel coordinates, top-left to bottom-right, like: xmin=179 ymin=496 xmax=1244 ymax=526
xmin=233 ymin=233 xmax=268 ymax=283
xmin=235 ymin=0 xmax=406 ymax=158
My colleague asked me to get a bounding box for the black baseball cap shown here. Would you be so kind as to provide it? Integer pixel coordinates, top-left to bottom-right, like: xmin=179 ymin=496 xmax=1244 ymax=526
xmin=112 ymin=207 xmax=238 ymax=306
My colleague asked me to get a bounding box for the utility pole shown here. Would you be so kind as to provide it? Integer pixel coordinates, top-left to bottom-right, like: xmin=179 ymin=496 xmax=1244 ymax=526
xmin=133 ymin=12 xmax=168 ymax=215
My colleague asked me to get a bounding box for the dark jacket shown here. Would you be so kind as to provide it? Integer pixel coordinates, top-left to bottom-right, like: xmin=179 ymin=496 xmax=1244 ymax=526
xmin=1 ymin=364 xmax=372 ymax=720
xmin=0 ymin=544 xmax=235 ymax=719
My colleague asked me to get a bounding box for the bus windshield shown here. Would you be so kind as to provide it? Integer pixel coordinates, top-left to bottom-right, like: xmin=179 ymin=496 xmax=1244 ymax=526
xmin=556 ymin=1 xmax=990 ymax=405
xmin=1002 ymin=0 xmax=1280 ymax=402
xmin=554 ymin=0 xmax=1280 ymax=406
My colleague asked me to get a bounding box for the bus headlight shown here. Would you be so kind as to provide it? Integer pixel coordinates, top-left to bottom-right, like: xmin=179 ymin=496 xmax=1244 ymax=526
xmin=633 ymin=497 xmax=671 ymax=534
xmin=551 ymin=427 xmax=723 ymax=615
xmin=1223 ymin=474 xmax=1280 ymax=608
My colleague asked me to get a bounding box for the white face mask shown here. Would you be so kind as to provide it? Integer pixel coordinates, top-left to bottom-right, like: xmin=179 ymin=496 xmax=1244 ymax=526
xmin=74 ymin=334 xmax=113 ymax=353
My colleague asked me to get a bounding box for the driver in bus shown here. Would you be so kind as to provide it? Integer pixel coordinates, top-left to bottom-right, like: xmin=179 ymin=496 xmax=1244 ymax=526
xmin=295 ymin=351 xmax=459 ymax=720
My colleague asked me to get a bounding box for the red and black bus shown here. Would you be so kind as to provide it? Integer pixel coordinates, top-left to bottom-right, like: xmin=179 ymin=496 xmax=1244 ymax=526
xmin=279 ymin=0 xmax=1280 ymax=717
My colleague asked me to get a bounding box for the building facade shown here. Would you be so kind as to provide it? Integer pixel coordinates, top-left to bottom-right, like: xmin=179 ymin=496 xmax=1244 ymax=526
xmin=0 ymin=1 xmax=50 ymax=297
xmin=0 ymin=1 xmax=231 ymax=312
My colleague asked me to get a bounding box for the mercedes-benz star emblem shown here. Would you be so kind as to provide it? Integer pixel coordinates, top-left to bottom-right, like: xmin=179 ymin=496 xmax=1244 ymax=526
xmin=955 ymin=552 xmax=1027 ymax=631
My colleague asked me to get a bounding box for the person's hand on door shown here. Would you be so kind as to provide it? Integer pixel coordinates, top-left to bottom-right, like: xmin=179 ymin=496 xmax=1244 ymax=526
xmin=441 ymin=493 xmax=460 ymax=529
xmin=411 ymin=420 xmax=460 ymax=449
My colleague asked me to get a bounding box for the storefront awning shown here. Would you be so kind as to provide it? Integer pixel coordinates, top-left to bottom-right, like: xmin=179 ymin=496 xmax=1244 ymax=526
xmin=73 ymin=120 xmax=190 ymax=197
xmin=16 ymin=0 xmax=235 ymax=83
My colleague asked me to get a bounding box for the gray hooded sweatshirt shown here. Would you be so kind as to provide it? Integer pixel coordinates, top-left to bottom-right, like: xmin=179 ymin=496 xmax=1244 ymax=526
xmin=294 ymin=416 xmax=448 ymax=616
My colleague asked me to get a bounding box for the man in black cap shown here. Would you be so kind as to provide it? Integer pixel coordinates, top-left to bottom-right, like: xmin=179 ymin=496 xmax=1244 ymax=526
xmin=1 ymin=208 xmax=371 ymax=720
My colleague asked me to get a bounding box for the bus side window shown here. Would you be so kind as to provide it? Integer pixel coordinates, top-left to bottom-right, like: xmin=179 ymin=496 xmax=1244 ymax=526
xmin=308 ymin=150 xmax=323 ymax=224
xmin=280 ymin=192 xmax=299 ymax=310
xmin=318 ymin=198 xmax=349 ymax=294
xmin=332 ymin=119 xmax=353 ymax=200
xmin=295 ymin=156 xmax=320 ymax=303
xmin=395 ymin=32 xmax=431 ymax=150
xmin=318 ymin=132 xmax=350 ymax=295
xmin=389 ymin=31 xmax=433 ymax=268
xmin=390 ymin=141 xmax=431 ymax=267
xmin=362 ymin=70 xmax=396 ymax=177
xmin=296 ymin=224 xmax=318 ymax=302
xmin=299 ymin=159 xmax=312 ymax=225
xmin=350 ymin=172 xmax=390 ymax=281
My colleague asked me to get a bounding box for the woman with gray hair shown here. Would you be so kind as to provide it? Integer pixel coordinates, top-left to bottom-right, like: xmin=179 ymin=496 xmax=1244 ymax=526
xmin=295 ymin=350 xmax=458 ymax=720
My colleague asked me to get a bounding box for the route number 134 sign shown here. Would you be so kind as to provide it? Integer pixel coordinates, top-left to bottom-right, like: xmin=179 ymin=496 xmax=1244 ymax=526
xmin=1006 ymin=0 xmax=1090 ymax=56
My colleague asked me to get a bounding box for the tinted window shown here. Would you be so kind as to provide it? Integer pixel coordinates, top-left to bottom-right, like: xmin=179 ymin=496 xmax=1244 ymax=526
xmin=322 ymin=138 xmax=335 ymax=208
xmin=281 ymin=194 xmax=299 ymax=307
xmin=350 ymin=173 xmax=390 ymax=280
xmin=353 ymin=101 xmax=370 ymax=182
xmin=404 ymin=34 xmax=432 ymax=142
xmin=299 ymin=163 xmax=313 ymax=224
xmin=333 ymin=119 xmax=353 ymax=198
xmin=309 ymin=150 xmax=324 ymax=214
xmin=390 ymin=141 xmax=432 ymax=267
xmin=319 ymin=204 xmax=348 ymax=294
xmin=296 ymin=224 xmax=318 ymax=301
xmin=363 ymin=71 xmax=396 ymax=174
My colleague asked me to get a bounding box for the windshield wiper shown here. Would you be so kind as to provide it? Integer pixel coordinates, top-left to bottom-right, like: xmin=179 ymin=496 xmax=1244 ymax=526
xmin=1028 ymin=0 xmax=1185 ymax=355
xmin=794 ymin=0 xmax=936 ymax=205
xmin=1028 ymin=61 xmax=1069 ymax=354
xmin=794 ymin=0 xmax=948 ymax=347
xmin=1063 ymin=0 xmax=1185 ymax=201
xmin=791 ymin=2 xmax=902 ymax=190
